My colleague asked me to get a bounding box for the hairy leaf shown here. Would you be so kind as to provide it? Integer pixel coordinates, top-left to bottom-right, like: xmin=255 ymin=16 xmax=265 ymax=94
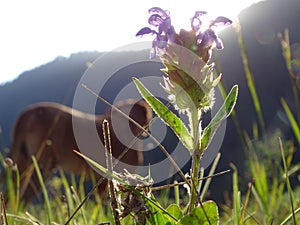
xmin=201 ymin=85 xmax=238 ymax=150
xmin=133 ymin=77 xmax=194 ymax=152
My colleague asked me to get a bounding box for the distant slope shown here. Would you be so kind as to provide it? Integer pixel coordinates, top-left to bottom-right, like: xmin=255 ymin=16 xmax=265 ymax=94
xmin=0 ymin=52 xmax=101 ymax=146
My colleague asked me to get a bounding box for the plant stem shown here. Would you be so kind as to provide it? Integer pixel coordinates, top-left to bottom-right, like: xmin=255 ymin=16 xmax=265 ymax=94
xmin=234 ymin=19 xmax=266 ymax=136
xmin=189 ymin=108 xmax=202 ymax=212
xmin=189 ymin=151 xmax=201 ymax=212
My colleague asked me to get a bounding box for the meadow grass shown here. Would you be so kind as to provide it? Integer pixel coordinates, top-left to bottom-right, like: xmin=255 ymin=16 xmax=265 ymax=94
xmin=1 ymin=135 xmax=299 ymax=225
xmin=2 ymin=125 xmax=300 ymax=223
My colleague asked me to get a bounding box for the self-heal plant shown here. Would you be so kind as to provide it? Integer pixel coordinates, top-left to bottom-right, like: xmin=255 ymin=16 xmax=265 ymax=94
xmin=136 ymin=7 xmax=233 ymax=125
xmin=134 ymin=6 xmax=238 ymax=222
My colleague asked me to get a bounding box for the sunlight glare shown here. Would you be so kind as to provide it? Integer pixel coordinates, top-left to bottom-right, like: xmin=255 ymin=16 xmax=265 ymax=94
xmin=157 ymin=0 xmax=264 ymax=31
xmin=0 ymin=0 xmax=264 ymax=84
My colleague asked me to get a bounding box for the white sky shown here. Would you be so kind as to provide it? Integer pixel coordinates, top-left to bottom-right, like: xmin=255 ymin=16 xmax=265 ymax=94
xmin=0 ymin=0 xmax=262 ymax=85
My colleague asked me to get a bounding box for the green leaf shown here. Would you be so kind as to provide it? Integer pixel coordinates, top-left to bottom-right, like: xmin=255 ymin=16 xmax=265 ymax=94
xmin=146 ymin=195 xmax=174 ymax=225
xmin=176 ymin=201 xmax=219 ymax=225
xmin=201 ymin=85 xmax=238 ymax=150
xmin=133 ymin=77 xmax=194 ymax=152
xmin=281 ymin=98 xmax=300 ymax=144
xmin=166 ymin=204 xmax=183 ymax=220
xmin=153 ymin=212 xmax=172 ymax=225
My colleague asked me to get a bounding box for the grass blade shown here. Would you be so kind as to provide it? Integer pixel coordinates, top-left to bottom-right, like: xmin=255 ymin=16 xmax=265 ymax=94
xmin=70 ymin=186 xmax=88 ymax=225
xmin=231 ymin=163 xmax=241 ymax=225
xmin=0 ymin=192 xmax=8 ymax=225
xmin=280 ymin=207 xmax=300 ymax=225
xmin=281 ymin=98 xmax=300 ymax=144
xmin=240 ymin=182 xmax=252 ymax=224
xmin=32 ymin=156 xmax=52 ymax=225
xmin=279 ymin=137 xmax=297 ymax=224
xmin=199 ymin=153 xmax=221 ymax=201
xmin=234 ymin=20 xmax=265 ymax=135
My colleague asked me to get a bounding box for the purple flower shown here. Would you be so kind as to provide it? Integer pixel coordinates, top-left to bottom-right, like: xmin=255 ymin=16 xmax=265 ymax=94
xmin=191 ymin=12 xmax=232 ymax=50
xmin=137 ymin=7 xmax=232 ymax=61
xmin=136 ymin=7 xmax=176 ymax=58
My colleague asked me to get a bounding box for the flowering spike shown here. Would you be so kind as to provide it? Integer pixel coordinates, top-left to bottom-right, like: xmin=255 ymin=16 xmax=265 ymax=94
xmin=136 ymin=7 xmax=232 ymax=112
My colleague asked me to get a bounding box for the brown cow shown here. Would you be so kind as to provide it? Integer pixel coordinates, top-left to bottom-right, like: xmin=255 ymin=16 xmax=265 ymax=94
xmin=7 ymin=100 xmax=152 ymax=204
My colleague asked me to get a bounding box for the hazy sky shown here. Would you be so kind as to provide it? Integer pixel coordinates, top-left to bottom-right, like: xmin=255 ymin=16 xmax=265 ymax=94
xmin=0 ymin=0 xmax=262 ymax=85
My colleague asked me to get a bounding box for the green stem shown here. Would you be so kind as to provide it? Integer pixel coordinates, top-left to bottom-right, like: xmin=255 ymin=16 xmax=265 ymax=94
xmin=189 ymin=108 xmax=202 ymax=212
xmin=190 ymin=151 xmax=201 ymax=212
xmin=234 ymin=19 xmax=266 ymax=136
xmin=279 ymin=29 xmax=300 ymax=122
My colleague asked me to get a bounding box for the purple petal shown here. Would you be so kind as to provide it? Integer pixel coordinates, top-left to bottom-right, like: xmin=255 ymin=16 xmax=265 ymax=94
xmin=196 ymin=32 xmax=204 ymax=44
xmin=152 ymin=36 xmax=158 ymax=48
xmin=152 ymin=35 xmax=167 ymax=49
xmin=194 ymin=11 xmax=208 ymax=18
xmin=166 ymin=26 xmax=176 ymax=41
xmin=158 ymin=17 xmax=172 ymax=34
xmin=148 ymin=7 xmax=169 ymax=18
xmin=148 ymin=14 xmax=164 ymax=26
xmin=205 ymin=29 xmax=223 ymax=49
xmin=197 ymin=29 xmax=216 ymax=48
xmin=211 ymin=16 xmax=232 ymax=27
xmin=156 ymin=35 xmax=168 ymax=48
xmin=215 ymin=38 xmax=224 ymax=49
xmin=136 ymin=27 xmax=154 ymax=36
xmin=191 ymin=17 xmax=201 ymax=31
xmin=149 ymin=48 xmax=156 ymax=59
